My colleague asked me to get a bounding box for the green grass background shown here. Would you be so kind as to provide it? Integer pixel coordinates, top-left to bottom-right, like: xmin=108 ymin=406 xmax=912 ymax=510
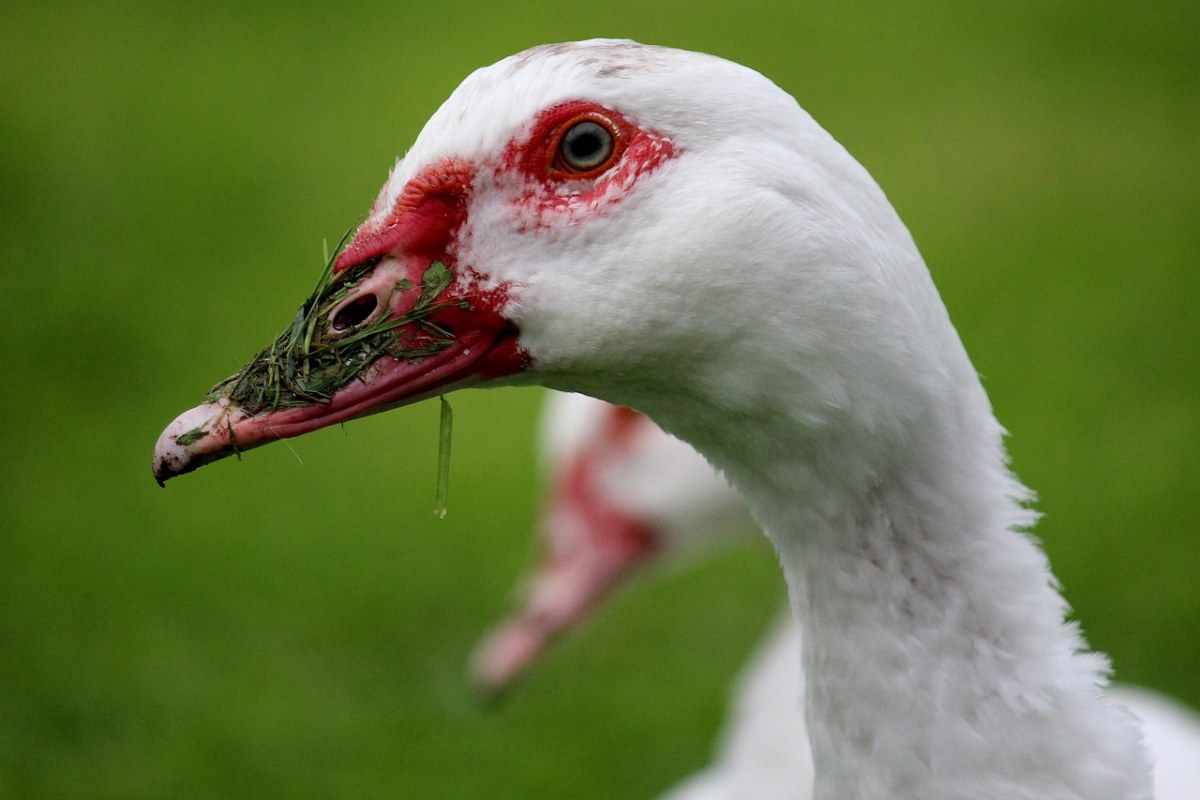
xmin=2 ymin=2 xmax=1197 ymax=797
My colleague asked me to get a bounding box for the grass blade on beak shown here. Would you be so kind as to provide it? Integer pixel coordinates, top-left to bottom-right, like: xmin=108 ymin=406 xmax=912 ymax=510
xmin=435 ymin=395 xmax=453 ymax=518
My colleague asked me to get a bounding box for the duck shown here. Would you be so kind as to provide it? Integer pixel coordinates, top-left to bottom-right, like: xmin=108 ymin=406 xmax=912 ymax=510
xmin=470 ymin=392 xmax=753 ymax=693
xmin=154 ymin=39 xmax=1166 ymax=798
xmin=477 ymin=391 xmax=1200 ymax=799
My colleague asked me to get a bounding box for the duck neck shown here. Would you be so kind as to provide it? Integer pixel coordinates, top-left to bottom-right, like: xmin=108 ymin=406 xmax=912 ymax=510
xmin=724 ymin=407 xmax=1153 ymax=800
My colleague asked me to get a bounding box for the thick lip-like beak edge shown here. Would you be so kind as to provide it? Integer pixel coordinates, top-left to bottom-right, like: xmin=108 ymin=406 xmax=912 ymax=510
xmin=152 ymin=325 xmax=521 ymax=486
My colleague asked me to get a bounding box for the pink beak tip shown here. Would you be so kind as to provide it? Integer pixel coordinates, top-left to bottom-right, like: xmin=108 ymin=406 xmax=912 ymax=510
xmin=151 ymin=399 xmax=248 ymax=486
xmin=470 ymin=621 xmax=550 ymax=698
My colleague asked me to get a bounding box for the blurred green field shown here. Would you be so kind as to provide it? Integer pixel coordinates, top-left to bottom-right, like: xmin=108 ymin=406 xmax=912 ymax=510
xmin=1 ymin=2 xmax=1197 ymax=797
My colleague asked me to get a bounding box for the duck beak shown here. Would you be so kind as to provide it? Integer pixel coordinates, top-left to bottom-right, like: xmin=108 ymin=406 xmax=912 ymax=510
xmin=471 ymin=503 xmax=657 ymax=695
xmin=152 ymin=247 xmax=524 ymax=486
xmin=472 ymin=406 xmax=660 ymax=695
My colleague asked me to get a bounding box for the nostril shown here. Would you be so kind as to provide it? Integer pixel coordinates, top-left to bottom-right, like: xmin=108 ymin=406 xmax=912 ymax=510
xmin=331 ymin=294 xmax=379 ymax=332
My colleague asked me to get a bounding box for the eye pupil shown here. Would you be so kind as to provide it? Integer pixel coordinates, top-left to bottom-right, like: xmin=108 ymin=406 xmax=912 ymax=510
xmin=569 ymin=130 xmax=600 ymax=159
xmin=558 ymin=119 xmax=615 ymax=172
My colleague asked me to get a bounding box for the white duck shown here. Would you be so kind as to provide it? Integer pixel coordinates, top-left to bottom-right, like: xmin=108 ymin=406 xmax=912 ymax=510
xmin=154 ymin=40 xmax=1169 ymax=798
xmin=476 ymin=391 xmax=1200 ymax=799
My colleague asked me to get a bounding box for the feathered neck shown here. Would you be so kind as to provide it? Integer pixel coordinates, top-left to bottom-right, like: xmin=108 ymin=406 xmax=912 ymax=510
xmin=657 ymin=373 xmax=1154 ymax=799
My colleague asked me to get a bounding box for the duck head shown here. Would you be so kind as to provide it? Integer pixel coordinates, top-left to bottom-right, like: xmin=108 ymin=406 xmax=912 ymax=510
xmin=154 ymin=39 xmax=956 ymax=491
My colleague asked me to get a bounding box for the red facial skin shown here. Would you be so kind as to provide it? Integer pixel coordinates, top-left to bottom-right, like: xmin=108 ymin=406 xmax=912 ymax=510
xmin=505 ymin=101 xmax=676 ymax=228
xmin=152 ymin=102 xmax=677 ymax=484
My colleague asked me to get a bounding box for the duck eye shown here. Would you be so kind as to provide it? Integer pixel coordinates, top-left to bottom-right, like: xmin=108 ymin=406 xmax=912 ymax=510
xmin=555 ymin=119 xmax=616 ymax=174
